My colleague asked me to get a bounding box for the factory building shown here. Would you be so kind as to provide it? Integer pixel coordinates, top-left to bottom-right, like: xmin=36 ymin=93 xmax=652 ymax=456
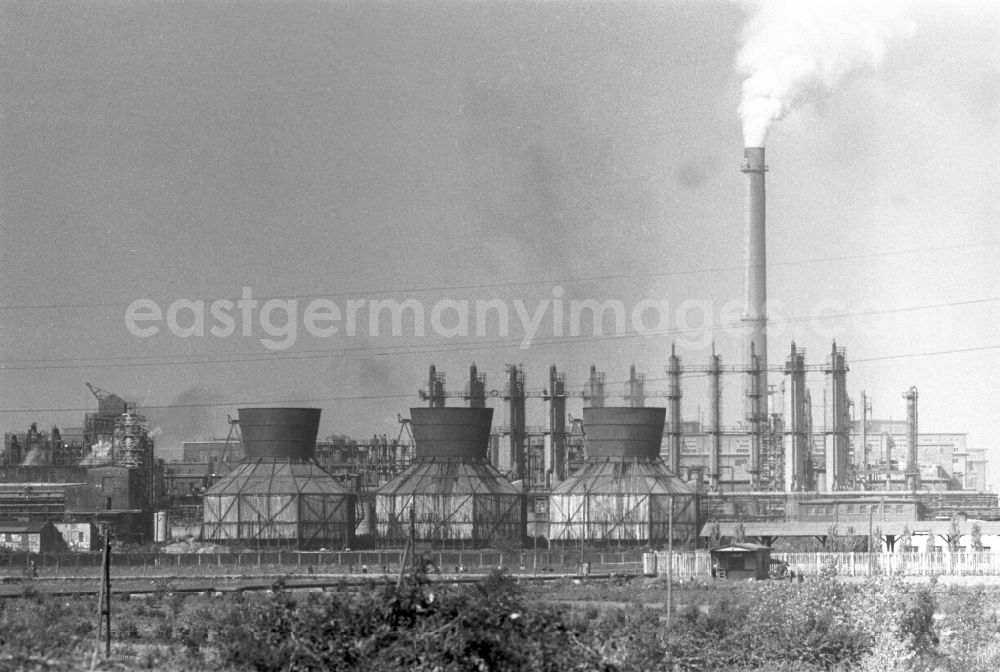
xmin=548 ymin=407 xmax=698 ymax=547
xmin=376 ymin=407 xmax=525 ymax=548
xmin=954 ymin=448 xmax=989 ymax=492
xmin=202 ymin=408 xmax=357 ymax=549
xmin=849 ymin=418 xmax=976 ymax=489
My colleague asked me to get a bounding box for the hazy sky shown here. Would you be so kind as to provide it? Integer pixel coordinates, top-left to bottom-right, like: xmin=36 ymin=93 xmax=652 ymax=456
xmin=1 ymin=2 xmax=998 ymax=484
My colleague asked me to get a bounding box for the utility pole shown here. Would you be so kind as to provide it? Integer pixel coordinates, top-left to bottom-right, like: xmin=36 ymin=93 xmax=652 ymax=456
xmin=666 ymin=496 xmax=673 ymax=625
xmin=397 ymin=505 xmax=417 ymax=588
xmin=868 ymin=504 xmax=874 ymax=574
xmin=94 ymin=527 xmax=111 ymax=659
xmin=410 ymin=505 xmax=417 ymax=573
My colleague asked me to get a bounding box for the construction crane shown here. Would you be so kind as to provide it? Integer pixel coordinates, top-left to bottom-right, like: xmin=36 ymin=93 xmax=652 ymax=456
xmin=86 ymin=382 xmax=115 ymax=404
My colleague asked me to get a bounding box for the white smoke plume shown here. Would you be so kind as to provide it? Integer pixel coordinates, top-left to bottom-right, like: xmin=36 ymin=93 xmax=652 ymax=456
xmin=22 ymin=446 xmax=47 ymax=466
xmin=81 ymin=439 xmax=114 ymax=466
xmin=737 ymin=0 xmax=914 ymax=147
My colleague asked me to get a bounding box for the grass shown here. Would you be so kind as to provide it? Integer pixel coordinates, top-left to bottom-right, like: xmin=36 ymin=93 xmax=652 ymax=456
xmin=4 ymin=574 xmax=1000 ymax=671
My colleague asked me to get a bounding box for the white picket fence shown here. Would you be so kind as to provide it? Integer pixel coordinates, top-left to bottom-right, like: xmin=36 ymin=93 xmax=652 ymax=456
xmin=645 ymin=551 xmax=1000 ymax=578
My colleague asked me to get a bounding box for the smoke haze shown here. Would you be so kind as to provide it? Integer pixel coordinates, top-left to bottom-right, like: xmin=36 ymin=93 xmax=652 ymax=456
xmin=737 ymin=0 xmax=914 ymax=146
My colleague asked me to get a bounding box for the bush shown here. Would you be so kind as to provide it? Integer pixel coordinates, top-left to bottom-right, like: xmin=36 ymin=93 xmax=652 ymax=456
xmin=213 ymin=570 xmax=613 ymax=671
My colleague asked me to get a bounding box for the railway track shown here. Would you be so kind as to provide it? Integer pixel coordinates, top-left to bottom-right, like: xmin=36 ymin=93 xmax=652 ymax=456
xmin=0 ymin=570 xmax=642 ymax=599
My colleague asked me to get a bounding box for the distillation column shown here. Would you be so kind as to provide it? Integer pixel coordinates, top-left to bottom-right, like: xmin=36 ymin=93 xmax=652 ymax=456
xmin=546 ymin=365 xmax=567 ymax=483
xmin=665 ymin=346 xmax=683 ymax=474
xmin=782 ymin=343 xmax=808 ymax=492
xmin=708 ymin=346 xmax=723 ymax=492
xmin=904 ymin=386 xmax=920 ymax=490
xmin=427 ymin=365 xmax=446 ymax=408
xmin=823 ymin=342 xmax=850 ymax=491
xmin=466 ymin=363 xmax=486 ymax=408
xmin=506 ymin=365 xmax=526 ymax=481
xmin=624 ymin=364 xmax=646 ymax=408
xmin=584 ymin=365 xmax=605 ymax=408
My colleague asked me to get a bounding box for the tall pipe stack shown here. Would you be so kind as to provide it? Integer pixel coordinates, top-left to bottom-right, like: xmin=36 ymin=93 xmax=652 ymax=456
xmin=904 ymin=386 xmax=920 ymax=490
xmin=506 ymin=365 xmax=526 ymax=481
xmin=741 ymin=146 xmax=769 ymax=446
xmin=624 ymin=364 xmax=646 ymax=408
xmin=665 ymin=346 xmax=683 ymax=475
xmin=584 ymin=365 xmax=605 ymax=408
xmin=547 ymin=365 xmax=567 ymax=483
xmin=804 ymin=389 xmax=813 ymax=489
xmin=427 ymin=365 xmax=446 ymax=408
xmin=883 ymin=433 xmax=895 ymax=488
xmin=860 ymin=391 xmax=870 ymax=486
xmin=708 ymin=345 xmax=723 ymax=491
xmin=823 ymin=342 xmax=850 ymax=490
xmin=783 ymin=343 xmax=808 ymax=491
xmin=466 ymin=363 xmax=486 ymax=408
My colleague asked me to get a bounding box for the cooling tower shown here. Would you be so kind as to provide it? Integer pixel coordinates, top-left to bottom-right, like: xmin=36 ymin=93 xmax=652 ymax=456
xmin=376 ymin=406 xmax=524 ymax=547
xmin=409 ymin=407 xmax=493 ymax=460
xmin=548 ymin=407 xmax=697 ymax=547
xmin=582 ymin=407 xmax=666 ymax=459
xmin=237 ymin=407 xmax=321 ymax=460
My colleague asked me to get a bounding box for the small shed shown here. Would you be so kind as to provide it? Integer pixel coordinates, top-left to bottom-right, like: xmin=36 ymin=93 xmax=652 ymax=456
xmin=710 ymin=542 xmax=771 ymax=581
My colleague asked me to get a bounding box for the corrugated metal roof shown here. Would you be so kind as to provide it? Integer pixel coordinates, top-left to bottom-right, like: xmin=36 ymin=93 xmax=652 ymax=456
xmin=378 ymin=458 xmax=520 ymax=497
xmin=204 ymin=459 xmax=352 ymax=497
xmin=0 ymin=520 xmax=51 ymax=534
xmin=552 ymin=458 xmax=695 ymax=496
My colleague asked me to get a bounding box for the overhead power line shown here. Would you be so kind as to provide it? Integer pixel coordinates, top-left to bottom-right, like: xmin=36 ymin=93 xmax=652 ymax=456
xmin=0 ymin=240 xmax=995 ymax=311
xmin=0 ymin=344 xmax=996 ymax=414
xmin=1 ymin=296 xmax=995 ymax=370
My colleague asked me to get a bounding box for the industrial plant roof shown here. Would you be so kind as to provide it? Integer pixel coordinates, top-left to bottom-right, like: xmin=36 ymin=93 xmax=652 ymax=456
xmin=551 ymin=458 xmax=695 ymax=496
xmin=204 ymin=459 xmax=352 ymax=497
xmin=0 ymin=520 xmax=52 ymax=534
xmin=700 ymin=520 xmax=1000 ymax=538
xmin=378 ymin=458 xmax=520 ymax=497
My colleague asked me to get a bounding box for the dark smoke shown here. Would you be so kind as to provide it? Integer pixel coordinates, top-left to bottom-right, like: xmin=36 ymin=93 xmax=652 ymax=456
xmin=148 ymin=385 xmax=228 ymax=461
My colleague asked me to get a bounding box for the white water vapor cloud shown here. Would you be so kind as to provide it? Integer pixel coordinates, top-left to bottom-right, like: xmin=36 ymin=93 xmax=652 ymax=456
xmin=737 ymin=0 xmax=915 ymax=147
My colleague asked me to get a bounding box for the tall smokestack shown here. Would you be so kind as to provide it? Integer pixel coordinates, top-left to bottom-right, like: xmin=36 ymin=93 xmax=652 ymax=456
xmin=708 ymin=344 xmax=722 ymax=492
xmin=742 ymin=147 xmax=768 ymax=487
xmin=665 ymin=345 xmax=682 ymax=475
xmin=904 ymin=386 xmax=920 ymax=490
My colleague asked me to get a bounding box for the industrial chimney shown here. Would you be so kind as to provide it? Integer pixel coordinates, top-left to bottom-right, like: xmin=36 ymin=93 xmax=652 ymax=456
xmin=904 ymin=386 xmax=920 ymax=490
xmin=741 ymin=147 xmax=768 ymax=487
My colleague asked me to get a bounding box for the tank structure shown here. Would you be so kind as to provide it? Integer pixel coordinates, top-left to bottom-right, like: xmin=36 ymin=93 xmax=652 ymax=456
xmin=376 ymin=407 xmax=524 ymax=547
xmin=202 ymin=408 xmax=357 ymax=549
xmin=548 ymin=407 xmax=698 ymax=547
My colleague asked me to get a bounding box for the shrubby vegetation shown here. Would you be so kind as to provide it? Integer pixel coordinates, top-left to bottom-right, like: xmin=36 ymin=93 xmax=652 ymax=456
xmin=3 ymin=571 xmax=1000 ymax=670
